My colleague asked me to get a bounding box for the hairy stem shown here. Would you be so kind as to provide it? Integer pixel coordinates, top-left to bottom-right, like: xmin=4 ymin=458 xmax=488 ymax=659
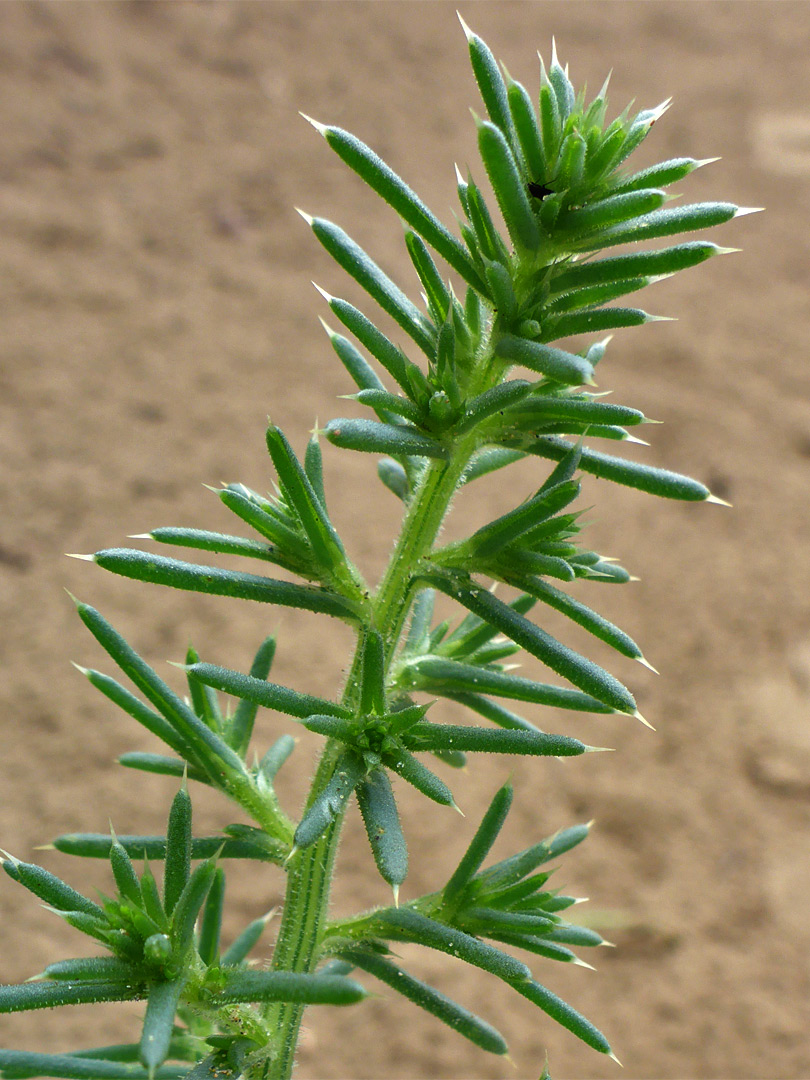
xmin=259 ymin=430 xmax=482 ymax=1078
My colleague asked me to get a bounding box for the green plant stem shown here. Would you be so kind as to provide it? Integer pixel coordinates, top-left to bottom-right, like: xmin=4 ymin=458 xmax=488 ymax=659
xmin=259 ymin=431 xmax=482 ymax=1079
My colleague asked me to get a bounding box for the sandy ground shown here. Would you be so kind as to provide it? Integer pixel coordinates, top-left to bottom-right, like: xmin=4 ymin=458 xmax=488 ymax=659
xmin=2 ymin=3 xmax=810 ymax=1078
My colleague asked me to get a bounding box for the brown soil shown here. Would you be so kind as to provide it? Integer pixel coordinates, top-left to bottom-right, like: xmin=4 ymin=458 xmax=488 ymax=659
xmin=2 ymin=3 xmax=809 ymax=1078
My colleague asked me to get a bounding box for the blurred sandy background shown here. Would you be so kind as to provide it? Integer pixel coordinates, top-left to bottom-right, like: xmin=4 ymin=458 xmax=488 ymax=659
xmin=1 ymin=2 xmax=809 ymax=1077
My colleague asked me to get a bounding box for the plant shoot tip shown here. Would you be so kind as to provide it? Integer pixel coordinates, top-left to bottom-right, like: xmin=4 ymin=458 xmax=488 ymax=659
xmin=735 ymin=205 xmax=764 ymax=217
xmin=608 ymin=1051 xmax=623 ymax=1066
xmin=295 ymin=207 xmax=314 ymax=225
xmin=65 ymin=552 xmax=95 ymax=562
xmin=705 ymin=493 xmax=732 ymax=507
xmin=636 ymin=655 xmax=660 ymax=674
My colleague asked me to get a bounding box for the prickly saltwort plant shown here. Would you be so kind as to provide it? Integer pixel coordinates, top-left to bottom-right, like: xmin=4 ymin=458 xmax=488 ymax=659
xmin=0 ymin=20 xmax=753 ymax=1080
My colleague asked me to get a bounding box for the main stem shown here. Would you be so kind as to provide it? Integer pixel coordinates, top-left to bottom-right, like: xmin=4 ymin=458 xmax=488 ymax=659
xmin=260 ymin=438 xmax=476 ymax=1079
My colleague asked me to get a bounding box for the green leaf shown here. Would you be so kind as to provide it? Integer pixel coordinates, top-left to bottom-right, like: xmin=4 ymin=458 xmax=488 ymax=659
xmin=0 ymin=1050 xmax=186 ymax=1079
xmin=461 ymin=447 xmax=525 ymax=486
xmin=339 ymin=946 xmax=508 ymax=1055
xmin=359 ymin=629 xmax=386 ymax=716
xmin=453 ymin=380 xmax=533 ymax=435
xmin=377 ymin=457 xmax=410 ymax=501
xmin=257 ymin=734 xmax=297 ymax=786
xmin=550 ymin=241 xmax=724 ymax=293
xmin=477 ymin=823 xmax=592 ymax=890
xmin=139 ymin=976 xmax=186 ymax=1075
xmin=464 ymin=177 xmax=511 ymax=267
xmin=555 ymin=131 xmax=586 ymax=193
xmin=216 ymin=488 xmax=311 ymax=573
xmin=538 ymin=75 xmax=562 ymax=168
xmin=544 ymin=306 xmax=653 ymax=339
xmin=506 ymin=76 xmax=545 ymax=184
xmin=211 ymin=970 xmax=367 ymax=1006
xmin=53 ymin=833 xmax=279 ymax=864
xmin=510 ymin=978 xmax=613 ymax=1057
xmin=557 ymin=188 xmax=666 ymax=238
xmin=0 ymin=981 xmax=145 ymax=1015
xmin=494 ymin=335 xmax=594 ymax=385
xmin=184 ymin=646 xmax=222 ymax=733
xmin=89 ymin=549 xmax=360 ymax=622
xmin=356 ymin=770 xmax=408 ymax=893
xmin=375 ymin=908 xmax=531 ymax=983
xmin=515 ymin=576 xmax=645 ymax=662
xmin=323 ymin=322 xmax=390 ymax=400
xmin=462 ymin=16 xmax=513 ymax=144
xmin=467 ymin=479 xmax=580 ymax=558
xmin=477 ymin=120 xmax=540 ymax=252
xmin=405 ymin=722 xmax=587 ymax=758
xmin=186 ymin=662 xmax=350 ymax=722
xmin=381 ymin=748 xmax=456 ymax=808
xmin=163 ymin=787 xmax=192 ymax=918
xmin=74 ymin=603 xmax=247 ymax=783
xmin=442 ymin=692 xmax=541 ymax=732
xmin=310 ymin=121 xmax=487 ymax=294
xmin=221 ymin=911 xmax=273 ymax=966
xmin=405 ymin=230 xmax=451 ymax=323
xmin=308 ymin=216 xmax=436 ymax=357
xmin=325 ymin=418 xmax=447 ymax=459
xmin=353 ymin=389 xmax=422 ymax=424
xmin=547 ymin=41 xmax=575 ymax=118
xmin=0 ymin=857 xmax=104 ymax=919
xmin=143 ymin=527 xmax=280 ymax=565
xmin=40 ymin=958 xmax=139 ymax=983
xmin=611 ymin=155 xmax=710 ymax=194
xmin=197 ymin=867 xmax=225 ymax=967
xmin=229 ymin=636 xmax=276 ymax=756
xmin=504 ymin=395 xmax=646 ymax=429
xmin=78 ymin=668 xmax=189 ymax=760
xmin=571 ymin=201 xmax=742 ymax=253
xmin=117 ymin=753 xmax=211 ymax=786
xmin=171 ymin=857 xmax=219 ymax=953
xmin=522 ymin=435 xmax=714 ymax=500
xmin=109 ymin=836 xmax=142 ymax=907
xmin=304 ymin=430 xmax=327 ymax=509
xmin=266 ymin=425 xmax=347 ymax=574
xmin=294 ymin=751 xmax=366 ymax=850
xmin=420 ymin=572 xmax=637 ymax=715
xmin=443 ymin=783 xmax=513 ymax=903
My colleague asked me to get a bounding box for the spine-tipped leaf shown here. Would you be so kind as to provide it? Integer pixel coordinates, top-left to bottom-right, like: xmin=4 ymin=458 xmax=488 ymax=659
xmin=477 ymin=120 xmax=541 ymax=252
xmin=308 ymin=217 xmax=435 ymax=357
xmin=495 ymin=335 xmax=594 ymax=385
xmin=325 ymin=418 xmax=447 ymax=459
xmin=339 ymin=946 xmax=508 ymax=1055
xmin=375 ymin=908 xmax=531 ymax=983
xmin=163 ymin=787 xmax=192 ymax=918
xmin=313 ymin=123 xmax=487 ymax=294
xmin=444 ymin=783 xmax=513 ymax=903
xmin=522 ymin=435 xmax=713 ymax=500
xmin=265 ymin=425 xmax=347 ymax=574
xmin=356 ymin=770 xmax=408 ymax=893
xmin=89 ymin=549 xmax=360 ymax=622
xmin=294 ymin=751 xmax=366 ymax=850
